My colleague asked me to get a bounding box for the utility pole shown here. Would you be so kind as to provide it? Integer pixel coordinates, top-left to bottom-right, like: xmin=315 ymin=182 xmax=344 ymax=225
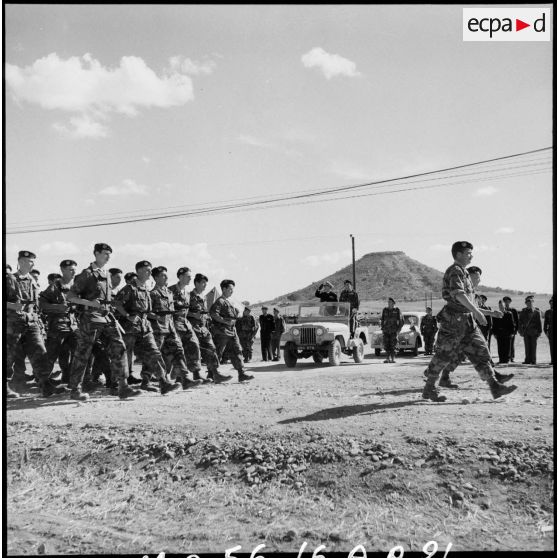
xmin=350 ymin=234 xmax=356 ymax=289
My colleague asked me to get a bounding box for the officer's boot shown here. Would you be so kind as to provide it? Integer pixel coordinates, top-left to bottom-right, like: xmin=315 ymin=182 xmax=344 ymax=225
xmin=422 ymin=377 xmax=447 ymax=402
xmin=438 ymin=371 xmax=459 ymax=389
xmin=238 ymin=369 xmax=254 ymax=383
xmin=494 ymin=371 xmax=514 ymax=383
xmin=212 ymin=369 xmax=233 ymax=384
xmin=488 ymin=377 xmax=518 ymax=399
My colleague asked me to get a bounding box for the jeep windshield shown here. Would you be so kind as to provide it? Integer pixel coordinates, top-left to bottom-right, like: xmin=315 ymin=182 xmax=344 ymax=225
xmin=298 ymin=302 xmax=351 ymax=320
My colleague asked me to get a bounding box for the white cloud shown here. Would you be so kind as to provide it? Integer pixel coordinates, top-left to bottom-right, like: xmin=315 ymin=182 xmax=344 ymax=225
xmin=99 ymin=178 xmax=148 ymax=197
xmin=39 ymin=241 xmax=79 ymax=255
xmin=168 ymin=55 xmax=216 ymax=75
xmin=473 ymin=186 xmax=499 ymax=197
xmin=475 ymin=244 xmax=496 ymax=252
xmin=301 ymin=47 xmax=362 ymax=79
xmin=495 ymin=227 xmax=514 ymax=234
xmin=302 ymin=249 xmax=351 ymax=268
xmin=6 ymin=52 xmax=197 ymax=138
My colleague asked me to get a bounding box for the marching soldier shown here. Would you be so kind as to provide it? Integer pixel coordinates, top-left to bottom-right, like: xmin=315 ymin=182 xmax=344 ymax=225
xmin=39 ymin=259 xmax=79 ymax=384
xmin=145 ymin=266 xmax=201 ymax=389
xmin=236 ymin=307 xmax=258 ymax=363
xmin=420 ymin=307 xmax=438 ymax=355
xmin=169 ymin=267 xmax=209 ymax=383
xmin=66 ymin=243 xmax=140 ymax=401
xmin=381 ymin=297 xmax=404 ymax=363
xmin=422 ymin=241 xmax=517 ymax=402
xmin=188 ymin=273 xmax=232 ymax=383
xmin=6 ymin=251 xmax=61 ymax=398
xmin=113 ymin=261 xmax=181 ymax=394
xmin=210 ymin=279 xmax=254 ymax=382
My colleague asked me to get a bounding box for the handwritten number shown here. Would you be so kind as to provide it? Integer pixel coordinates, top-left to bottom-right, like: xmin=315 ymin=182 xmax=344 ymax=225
xmin=423 ymin=541 xmax=438 ymax=558
xmin=387 ymin=545 xmax=404 ymax=558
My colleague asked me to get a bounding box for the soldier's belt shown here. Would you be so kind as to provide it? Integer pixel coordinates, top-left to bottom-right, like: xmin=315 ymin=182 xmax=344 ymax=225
xmin=153 ymin=310 xmax=174 ymax=316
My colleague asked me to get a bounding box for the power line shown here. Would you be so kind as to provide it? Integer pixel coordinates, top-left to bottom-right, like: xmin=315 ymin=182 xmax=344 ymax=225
xmin=6 ymin=146 xmax=552 ymax=234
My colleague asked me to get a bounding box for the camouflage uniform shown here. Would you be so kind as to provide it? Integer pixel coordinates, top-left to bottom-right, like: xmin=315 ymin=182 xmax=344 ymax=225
xmin=381 ymin=307 xmax=403 ymax=354
xmin=424 ymin=263 xmax=494 ymax=382
xmin=420 ymin=314 xmax=438 ymax=355
xmin=115 ymin=283 xmax=172 ymax=383
xmin=142 ymin=285 xmax=190 ymax=380
xmin=39 ymin=278 xmax=79 ymax=381
xmin=209 ymin=296 xmax=246 ymax=373
xmin=169 ymin=283 xmax=203 ymax=376
xmin=68 ymin=265 xmax=128 ymax=391
xmin=188 ymin=290 xmax=221 ymax=375
xmin=236 ymin=314 xmax=258 ymax=362
xmin=6 ymin=271 xmax=53 ymax=387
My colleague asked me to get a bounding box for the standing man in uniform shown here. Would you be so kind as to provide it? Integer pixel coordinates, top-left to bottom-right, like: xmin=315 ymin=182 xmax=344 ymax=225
xmin=210 ymin=279 xmax=254 ymax=383
xmin=39 ymin=259 xmax=79 ymax=384
xmin=169 ymin=267 xmax=209 ymax=384
xmin=502 ymin=297 xmax=519 ymax=362
xmin=271 ymin=307 xmax=286 ymax=361
xmin=339 ymin=279 xmax=360 ymax=336
xmin=236 ymin=307 xmax=258 ymax=363
xmin=315 ymin=281 xmax=338 ymax=302
xmin=114 ymin=261 xmax=181 ymax=394
xmin=66 ymin=243 xmax=140 ymax=401
xmin=259 ymin=306 xmax=274 ymax=362
xmin=380 ymin=297 xmax=404 ymax=363
xmin=6 ymin=251 xmax=61 ymax=398
xmin=420 ymin=307 xmax=438 ymax=355
xmin=422 ymin=241 xmax=517 ymax=402
xmin=188 ymin=273 xmax=232 ymax=383
xmin=518 ymin=296 xmax=543 ymax=365
xmin=544 ymin=297 xmax=554 ymax=365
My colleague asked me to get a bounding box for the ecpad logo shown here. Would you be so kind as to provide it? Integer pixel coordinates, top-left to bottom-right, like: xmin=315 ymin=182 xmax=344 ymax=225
xmin=463 ymin=8 xmax=550 ymax=41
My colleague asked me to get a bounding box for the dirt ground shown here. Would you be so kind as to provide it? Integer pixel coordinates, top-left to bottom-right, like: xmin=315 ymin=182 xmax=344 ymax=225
xmin=6 ymin=337 xmax=554 ymax=555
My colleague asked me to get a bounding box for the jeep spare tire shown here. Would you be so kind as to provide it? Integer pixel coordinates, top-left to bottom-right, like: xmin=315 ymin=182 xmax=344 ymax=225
xmin=328 ymin=339 xmax=342 ymax=366
xmin=283 ymin=342 xmax=298 ymax=368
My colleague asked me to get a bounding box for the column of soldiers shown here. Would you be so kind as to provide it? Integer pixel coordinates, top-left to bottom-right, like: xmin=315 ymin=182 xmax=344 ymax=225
xmin=5 ymin=243 xmax=254 ymax=401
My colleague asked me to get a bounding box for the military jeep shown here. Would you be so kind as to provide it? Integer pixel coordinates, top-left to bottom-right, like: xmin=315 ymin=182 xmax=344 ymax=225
xmin=280 ymin=302 xmax=369 ymax=367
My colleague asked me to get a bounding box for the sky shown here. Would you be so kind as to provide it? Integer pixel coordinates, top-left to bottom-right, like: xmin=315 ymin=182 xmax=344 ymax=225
xmin=4 ymin=4 xmax=554 ymax=304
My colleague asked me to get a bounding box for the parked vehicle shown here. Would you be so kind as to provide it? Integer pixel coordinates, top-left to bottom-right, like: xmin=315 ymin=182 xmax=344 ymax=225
xmin=370 ymin=311 xmax=427 ymax=356
xmin=281 ymin=302 xmax=369 ymax=367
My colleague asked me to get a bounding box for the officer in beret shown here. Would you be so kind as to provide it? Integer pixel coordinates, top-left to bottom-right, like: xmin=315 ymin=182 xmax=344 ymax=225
xmin=169 ymin=267 xmax=209 ymax=384
xmin=381 ymin=297 xmax=404 ymax=363
xmin=39 ymin=259 xmax=79 ymax=385
xmin=109 ymin=268 xmax=123 ymax=293
xmin=141 ymin=266 xmax=201 ymax=389
xmin=113 ymin=261 xmax=181 ymax=395
xmin=420 ymin=307 xmax=438 ymax=355
xmin=518 ymin=296 xmax=543 ymax=364
xmin=544 ymin=297 xmax=555 ymax=365
xmin=30 ymin=269 xmax=41 ymax=287
xmin=422 ymin=241 xmax=517 ymax=402
xmin=47 ymin=273 xmax=62 ymax=286
xmin=236 ymin=306 xmax=259 ymax=363
xmin=6 ymin=250 xmax=61 ymax=398
xmin=187 ymin=274 xmax=232 ymax=383
xmin=66 ymin=243 xmax=140 ymax=400
xmin=259 ymin=306 xmax=274 ymax=361
xmin=124 ymin=272 xmax=138 ymax=285
xmin=210 ymin=280 xmax=254 ymax=382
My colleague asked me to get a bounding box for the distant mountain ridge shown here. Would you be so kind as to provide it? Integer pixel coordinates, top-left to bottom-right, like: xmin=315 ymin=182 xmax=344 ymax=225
xmin=265 ymin=251 xmax=536 ymax=304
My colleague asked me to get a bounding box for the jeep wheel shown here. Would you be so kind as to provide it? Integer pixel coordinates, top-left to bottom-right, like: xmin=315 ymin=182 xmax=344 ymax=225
xmin=412 ymin=339 xmax=419 ymax=357
xmin=374 ymin=348 xmax=381 ymax=356
xmin=352 ymin=339 xmax=364 ymax=363
xmin=328 ymin=339 xmax=342 ymax=366
xmin=283 ymin=342 xmax=298 ymax=368
xmin=312 ymin=353 xmax=324 ymax=364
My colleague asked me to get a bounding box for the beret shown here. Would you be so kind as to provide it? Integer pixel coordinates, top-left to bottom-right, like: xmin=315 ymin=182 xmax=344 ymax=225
xmin=135 ymin=260 xmax=152 ymax=271
xmin=18 ymin=250 xmax=36 ymax=259
xmin=31 ymin=269 xmax=41 ymax=275
xmin=60 ymin=259 xmax=77 ymax=268
xmin=94 ymin=243 xmax=112 ymax=253
xmin=151 ymin=266 xmax=168 ymax=277
xmin=426 ymin=306 xmax=432 ymax=311
xmin=194 ymin=273 xmax=208 ymax=283
xmin=48 ymin=273 xmax=62 ymax=282
xmin=124 ymin=272 xmax=138 ymax=281
xmin=452 ymin=241 xmax=473 ymax=253
xmin=261 ymin=306 xmax=268 ymax=310
xmin=525 ymin=295 xmax=534 ymax=302
xmin=220 ymin=279 xmax=235 ymax=289
xmin=502 ymin=296 xmax=512 ymax=302
xmin=177 ymin=267 xmax=191 ymax=277
xmin=388 ymin=297 xmax=395 ymax=303
xmin=109 ymin=267 xmax=123 ymax=275
xmin=467 ymin=266 xmax=482 ymax=275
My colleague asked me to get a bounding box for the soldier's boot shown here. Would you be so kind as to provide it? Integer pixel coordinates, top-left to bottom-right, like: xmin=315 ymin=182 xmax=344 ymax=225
xmin=39 ymin=378 xmax=56 ymax=398
xmin=70 ymin=389 xmax=89 ymax=402
xmin=193 ymin=370 xmax=212 ymax=384
xmin=489 ymin=378 xmax=518 ymax=400
xmin=159 ymin=379 xmax=181 ymax=395
xmin=127 ymin=373 xmax=142 ymax=385
xmin=494 ymin=371 xmax=514 ymax=384
xmin=6 ymin=383 xmax=20 ymax=399
xmin=238 ymin=370 xmax=254 ymax=383
xmin=390 ymin=352 xmax=396 ymax=363
xmin=82 ymin=377 xmax=99 ymax=393
xmin=181 ymin=375 xmax=203 ymax=389
xmin=422 ymin=379 xmax=447 ymax=402
xmin=212 ymin=370 xmax=232 ymax=384
xmin=118 ymin=384 xmax=142 ymax=399
xmin=139 ymin=379 xmax=159 ymax=392
xmin=438 ymin=372 xmax=459 ymax=389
